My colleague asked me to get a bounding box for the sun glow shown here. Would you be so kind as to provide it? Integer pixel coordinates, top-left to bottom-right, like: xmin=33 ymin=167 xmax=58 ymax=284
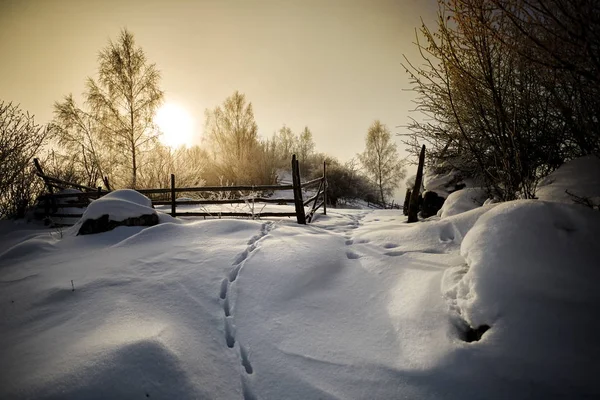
xmin=155 ymin=103 xmax=195 ymax=148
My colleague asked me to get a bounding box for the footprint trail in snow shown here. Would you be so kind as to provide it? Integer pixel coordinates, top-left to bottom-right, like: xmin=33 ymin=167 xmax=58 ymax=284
xmin=218 ymin=221 xmax=274 ymax=399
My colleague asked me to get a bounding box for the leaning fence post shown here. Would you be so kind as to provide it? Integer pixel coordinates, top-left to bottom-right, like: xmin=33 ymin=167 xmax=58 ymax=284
xmin=292 ymin=155 xmax=306 ymax=225
xmin=170 ymin=174 xmax=176 ymax=217
xmin=33 ymin=158 xmax=53 ymax=195
xmin=323 ymin=161 xmax=327 ymax=216
xmin=408 ymin=145 xmax=426 ymax=223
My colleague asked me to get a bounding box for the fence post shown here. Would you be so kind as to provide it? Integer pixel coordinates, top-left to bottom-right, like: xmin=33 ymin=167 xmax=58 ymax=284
xmin=170 ymin=174 xmax=176 ymax=217
xmin=292 ymin=155 xmax=306 ymax=224
xmin=33 ymin=158 xmax=54 ymax=195
xmin=403 ymin=189 xmax=411 ymax=216
xmin=408 ymin=145 xmax=425 ymax=223
xmin=97 ymin=186 xmax=102 ymax=200
xmin=323 ymin=161 xmax=327 ymax=215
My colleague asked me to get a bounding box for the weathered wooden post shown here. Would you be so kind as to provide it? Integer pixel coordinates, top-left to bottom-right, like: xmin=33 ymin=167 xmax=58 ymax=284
xmin=403 ymin=189 xmax=411 ymax=216
xmin=33 ymin=158 xmax=53 ymax=195
xmin=292 ymin=155 xmax=306 ymax=224
xmin=323 ymin=161 xmax=327 ymax=215
xmin=170 ymin=174 xmax=176 ymax=217
xmin=408 ymin=145 xmax=426 ymax=223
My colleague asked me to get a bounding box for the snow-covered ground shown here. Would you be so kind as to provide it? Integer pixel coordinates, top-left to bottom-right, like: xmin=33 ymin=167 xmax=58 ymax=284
xmin=1 ymin=172 xmax=599 ymax=398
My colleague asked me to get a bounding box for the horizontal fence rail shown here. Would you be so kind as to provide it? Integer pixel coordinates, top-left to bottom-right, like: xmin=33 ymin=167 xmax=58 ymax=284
xmin=33 ymin=155 xmax=327 ymax=225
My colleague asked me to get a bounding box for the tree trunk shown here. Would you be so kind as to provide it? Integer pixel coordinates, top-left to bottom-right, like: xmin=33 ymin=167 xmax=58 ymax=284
xmin=379 ymin=179 xmax=385 ymax=205
xmin=131 ymin=144 xmax=137 ymax=189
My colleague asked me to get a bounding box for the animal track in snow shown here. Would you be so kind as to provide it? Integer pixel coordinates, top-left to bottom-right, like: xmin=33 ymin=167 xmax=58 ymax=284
xmin=384 ymin=248 xmax=445 ymax=257
xmin=384 ymin=250 xmax=406 ymax=257
xmin=218 ymin=221 xmax=274 ymax=396
xmin=346 ymin=251 xmax=361 ymax=260
xmin=224 ymin=316 xmax=235 ymax=348
xmin=240 ymin=345 xmax=253 ymax=374
xmin=219 ymin=279 xmax=228 ymax=299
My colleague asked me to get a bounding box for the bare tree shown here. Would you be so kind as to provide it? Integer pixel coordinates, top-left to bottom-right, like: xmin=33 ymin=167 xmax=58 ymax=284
xmin=297 ymin=126 xmax=315 ymax=165
xmin=273 ymin=125 xmax=297 ymax=164
xmin=359 ymin=120 xmax=405 ymax=204
xmin=403 ymin=0 xmax=568 ymax=200
xmin=205 ymin=91 xmax=265 ymax=183
xmin=54 ymin=29 xmax=163 ymax=189
xmin=86 ymin=29 xmax=163 ymax=188
xmin=0 ymin=102 xmax=51 ymax=218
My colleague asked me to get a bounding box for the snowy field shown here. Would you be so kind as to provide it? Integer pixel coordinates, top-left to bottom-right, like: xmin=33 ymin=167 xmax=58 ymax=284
xmin=1 ymin=169 xmax=600 ymax=398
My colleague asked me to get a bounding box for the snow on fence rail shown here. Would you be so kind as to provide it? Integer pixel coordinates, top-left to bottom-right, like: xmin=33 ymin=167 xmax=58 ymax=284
xmin=33 ymin=155 xmax=327 ymax=225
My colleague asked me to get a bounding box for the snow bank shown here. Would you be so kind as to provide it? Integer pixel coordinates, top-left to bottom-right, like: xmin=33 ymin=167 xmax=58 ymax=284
xmin=536 ymin=155 xmax=600 ymax=206
xmin=438 ymin=187 xmax=489 ymax=218
xmin=444 ymin=201 xmax=600 ymax=396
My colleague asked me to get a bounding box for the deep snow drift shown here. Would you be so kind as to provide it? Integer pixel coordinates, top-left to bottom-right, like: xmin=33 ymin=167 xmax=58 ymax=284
xmin=1 ymin=189 xmax=599 ymax=398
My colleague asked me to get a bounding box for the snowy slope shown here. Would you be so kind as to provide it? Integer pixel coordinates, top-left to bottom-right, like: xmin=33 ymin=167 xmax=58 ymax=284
xmin=1 ymin=199 xmax=599 ymax=398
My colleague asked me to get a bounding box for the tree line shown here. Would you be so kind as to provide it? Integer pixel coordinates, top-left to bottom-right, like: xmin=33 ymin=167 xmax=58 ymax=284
xmin=403 ymin=0 xmax=600 ymax=200
xmin=0 ymin=29 xmax=405 ymax=219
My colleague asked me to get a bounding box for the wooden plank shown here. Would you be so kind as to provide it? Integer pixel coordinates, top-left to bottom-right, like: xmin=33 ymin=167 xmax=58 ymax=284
xmin=137 ymin=183 xmax=294 ymax=195
xmin=40 ymin=191 xmax=108 ymax=199
xmin=300 ymin=176 xmax=323 ymax=188
xmin=323 ymin=161 xmax=327 ymax=215
xmin=36 ymin=173 xmax=99 ymax=192
xmin=170 ymin=174 xmax=176 ymax=217
xmin=303 ymin=193 xmax=319 ymax=206
xmin=312 ymin=180 xmax=323 ymax=211
xmin=175 ymin=212 xmax=297 ymax=218
xmin=152 ymin=197 xmax=295 ymax=206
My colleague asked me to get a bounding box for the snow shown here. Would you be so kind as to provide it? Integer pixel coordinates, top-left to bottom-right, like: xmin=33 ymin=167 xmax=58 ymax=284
xmin=536 ymin=155 xmax=600 ymax=206
xmin=423 ymin=168 xmax=465 ymax=197
xmin=1 ymin=175 xmax=599 ymax=398
xmin=99 ymin=188 xmax=153 ymax=208
xmin=438 ymin=187 xmax=490 ymax=218
xmin=446 ymin=200 xmax=600 ymax=396
xmin=77 ymin=189 xmax=157 ymax=224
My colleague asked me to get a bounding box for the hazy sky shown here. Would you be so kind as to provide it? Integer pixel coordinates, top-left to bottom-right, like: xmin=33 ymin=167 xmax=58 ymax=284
xmin=0 ymin=0 xmax=438 ymax=163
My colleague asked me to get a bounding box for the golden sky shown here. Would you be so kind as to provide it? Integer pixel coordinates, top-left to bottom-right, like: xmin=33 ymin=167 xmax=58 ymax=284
xmin=0 ymin=0 xmax=438 ymax=161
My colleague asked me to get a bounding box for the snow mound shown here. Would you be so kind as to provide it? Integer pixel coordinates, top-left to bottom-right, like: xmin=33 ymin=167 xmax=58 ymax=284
xmin=536 ymin=155 xmax=600 ymax=206
xmin=80 ymin=190 xmax=156 ymax=223
xmin=100 ymin=189 xmax=153 ymax=208
xmin=438 ymin=187 xmax=489 ymax=218
xmin=444 ymin=200 xmax=600 ymax=396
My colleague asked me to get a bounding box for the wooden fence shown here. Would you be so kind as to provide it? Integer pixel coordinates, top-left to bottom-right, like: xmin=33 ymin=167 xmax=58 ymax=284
xmin=34 ymin=155 xmax=327 ymax=225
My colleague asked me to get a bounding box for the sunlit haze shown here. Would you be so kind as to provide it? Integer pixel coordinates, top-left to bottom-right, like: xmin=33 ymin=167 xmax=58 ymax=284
xmin=155 ymin=103 xmax=195 ymax=148
xmin=0 ymin=0 xmax=438 ymax=163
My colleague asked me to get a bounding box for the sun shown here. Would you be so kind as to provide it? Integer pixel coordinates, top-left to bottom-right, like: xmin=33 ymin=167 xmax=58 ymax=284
xmin=155 ymin=103 xmax=195 ymax=148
